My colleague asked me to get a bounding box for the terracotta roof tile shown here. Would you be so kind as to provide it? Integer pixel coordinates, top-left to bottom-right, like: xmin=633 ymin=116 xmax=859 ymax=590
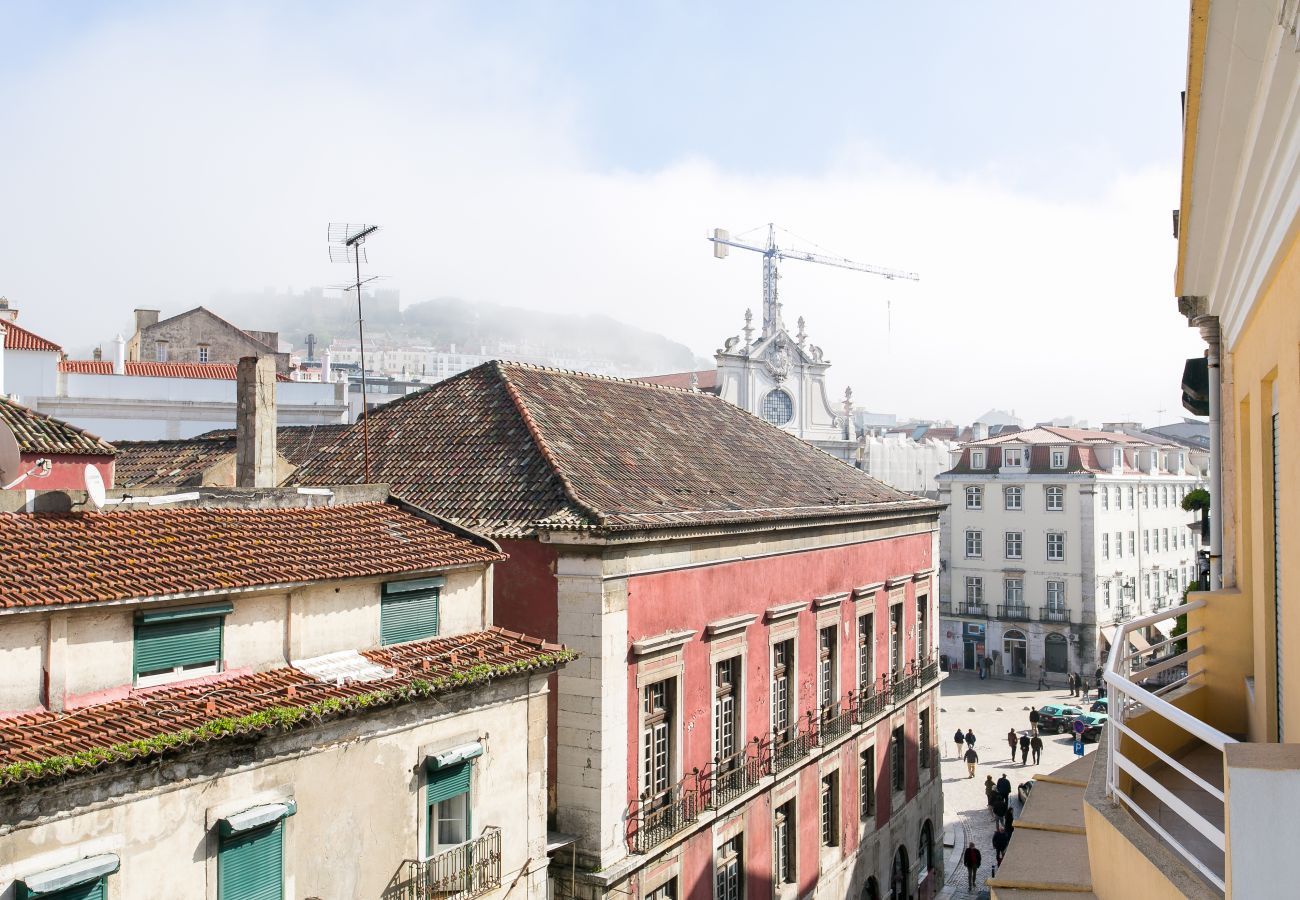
xmin=635 ymin=369 xmax=720 ymax=393
xmin=59 ymin=360 xmax=292 ymax=381
xmin=1 ymin=321 xmax=61 ymax=352
xmin=291 ymin=361 xmax=936 ymax=536
xmin=0 ymin=627 xmax=573 ymax=787
xmin=0 ymin=397 xmax=116 ymax=456
xmin=0 ymin=501 xmax=504 ymax=608
xmin=195 ymin=424 xmax=350 ymax=465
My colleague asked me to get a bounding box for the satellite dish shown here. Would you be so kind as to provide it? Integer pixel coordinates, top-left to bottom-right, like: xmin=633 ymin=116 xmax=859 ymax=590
xmin=84 ymin=465 xmax=107 ymax=510
xmin=0 ymin=422 xmax=21 ymax=488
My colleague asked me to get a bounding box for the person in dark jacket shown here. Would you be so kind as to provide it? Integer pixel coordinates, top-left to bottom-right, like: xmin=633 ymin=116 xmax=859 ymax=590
xmin=1003 ymin=805 xmax=1015 ymax=835
xmin=964 ymin=745 xmax=979 ymax=778
xmin=992 ymin=825 xmax=1010 ymax=866
xmin=1067 ymin=672 xmax=1076 ymax=696
xmin=963 ymin=842 xmax=983 ymax=890
xmin=1019 ymin=732 xmax=1031 ymax=765
xmin=1030 ymin=733 xmax=1044 ymax=765
xmin=965 ymin=728 xmax=976 ymax=749
xmin=1006 ymin=727 xmax=1018 ymax=759
xmin=954 ymin=727 xmax=966 ymax=759
xmin=984 ymin=775 xmax=997 ymax=806
xmin=996 ymin=774 xmax=1012 ymax=803
xmin=1028 ymin=707 xmax=1040 ymax=735
xmin=991 ymin=793 xmax=1008 ymax=820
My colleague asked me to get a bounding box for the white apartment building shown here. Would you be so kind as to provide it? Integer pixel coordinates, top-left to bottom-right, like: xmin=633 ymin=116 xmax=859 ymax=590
xmin=936 ymin=426 xmax=1207 ymax=683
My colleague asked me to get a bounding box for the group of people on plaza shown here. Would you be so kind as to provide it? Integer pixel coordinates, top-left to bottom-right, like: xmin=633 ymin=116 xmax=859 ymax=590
xmin=1006 ymin=726 xmax=1043 ymax=765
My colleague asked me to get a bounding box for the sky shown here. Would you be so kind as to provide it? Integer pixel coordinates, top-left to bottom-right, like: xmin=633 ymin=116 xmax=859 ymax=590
xmin=0 ymin=1 xmax=1205 ymax=426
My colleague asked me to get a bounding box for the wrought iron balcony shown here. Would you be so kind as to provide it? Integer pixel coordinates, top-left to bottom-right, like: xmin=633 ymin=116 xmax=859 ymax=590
xmin=856 ymin=680 xmax=889 ymax=720
xmin=996 ymin=603 xmax=1032 ymax=621
xmin=920 ymin=657 xmax=940 ymax=687
xmin=771 ymin=716 xmax=816 ymax=773
xmin=1113 ymin=604 xmax=1132 ymax=621
xmin=952 ymin=601 xmax=987 ymax=617
xmin=891 ymin=665 xmax=919 ymax=699
xmin=818 ymin=702 xmax=855 ymax=744
xmin=630 ymin=783 xmax=701 ymax=854
xmin=398 ymin=827 xmax=502 ymax=900
xmin=704 ymin=744 xmax=764 ymax=809
xmin=1039 ymin=607 xmax=1072 ymax=624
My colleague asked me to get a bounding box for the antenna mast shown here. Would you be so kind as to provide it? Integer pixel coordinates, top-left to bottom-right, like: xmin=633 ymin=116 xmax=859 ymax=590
xmin=328 ymin=223 xmax=380 ymax=481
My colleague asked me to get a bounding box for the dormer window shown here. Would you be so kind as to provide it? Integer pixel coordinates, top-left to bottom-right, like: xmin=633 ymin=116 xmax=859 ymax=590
xmin=971 ymin=450 xmax=986 ymax=469
xmin=1050 ymin=448 xmax=1067 ymax=469
xmin=1112 ymin=448 xmax=1123 ymax=469
xmin=1002 ymin=447 xmax=1024 ymax=467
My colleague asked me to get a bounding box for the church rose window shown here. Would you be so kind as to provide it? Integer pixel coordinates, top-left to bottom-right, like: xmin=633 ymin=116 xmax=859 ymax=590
xmin=761 ymin=390 xmax=793 ymax=426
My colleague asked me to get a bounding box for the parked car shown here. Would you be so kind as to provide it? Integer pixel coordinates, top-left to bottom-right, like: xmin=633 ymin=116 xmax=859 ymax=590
xmin=1090 ymin=696 xmax=1109 ymax=714
xmin=1077 ymin=712 xmax=1108 ymax=742
xmin=1037 ymin=704 xmax=1084 ymax=734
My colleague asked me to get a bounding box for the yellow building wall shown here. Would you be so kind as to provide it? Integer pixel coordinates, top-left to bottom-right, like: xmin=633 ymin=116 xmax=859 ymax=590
xmin=1225 ymin=227 xmax=1300 ymax=742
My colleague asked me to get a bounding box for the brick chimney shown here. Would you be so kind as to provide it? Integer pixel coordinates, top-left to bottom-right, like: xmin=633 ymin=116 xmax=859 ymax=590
xmin=236 ymin=356 xmax=277 ymax=488
xmin=0 ymin=297 xmax=16 ymax=323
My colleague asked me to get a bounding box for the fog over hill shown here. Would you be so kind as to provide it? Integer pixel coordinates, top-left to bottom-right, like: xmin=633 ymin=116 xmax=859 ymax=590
xmin=205 ymin=287 xmax=709 ymax=376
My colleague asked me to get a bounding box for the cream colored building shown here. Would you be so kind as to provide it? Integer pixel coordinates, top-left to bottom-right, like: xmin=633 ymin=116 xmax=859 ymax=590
xmin=0 ymin=485 xmax=570 ymax=900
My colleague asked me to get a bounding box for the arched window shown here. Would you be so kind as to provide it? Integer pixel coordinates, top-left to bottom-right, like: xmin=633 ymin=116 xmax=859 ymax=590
xmin=761 ymin=390 xmax=793 ymax=426
xmin=965 ymin=486 xmax=983 ymax=510
xmin=862 ymin=876 xmax=880 ymax=900
xmin=918 ymin=820 xmax=934 ymax=875
xmin=1044 ymin=632 xmax=1069 ymax=673
xmin=890 ymin=845 xmax=910 ymax=900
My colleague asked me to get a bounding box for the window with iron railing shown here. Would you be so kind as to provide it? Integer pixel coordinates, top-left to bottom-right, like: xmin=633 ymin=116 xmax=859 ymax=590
xmin=772 ymin=640 xmax=793 ymax=742
xmin=818 ymin=626 xmax=837 ymax=717
xmin=714 ymin=658 xmax=739 ymax=767
xmin=643 ymin=679 xmax=674 ymax=804
xmin=858 ymin=613 xmax=874 ymax=690
xmin=916 ymin=596 xmax=929 ymax=663
xmin=889 ymin=604 xmax=903 ymax=676
xmin=860 ymin=747 xmax=876 ymax=820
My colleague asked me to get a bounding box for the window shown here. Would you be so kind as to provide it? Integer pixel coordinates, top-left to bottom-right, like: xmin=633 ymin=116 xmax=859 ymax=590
xmin=775 ymin=800 xmax=796 ymax=884
xmin=1005 ymin=531 xmax=1022 ymax=559
xmin=890 ymin=725 xmax=906 ymax=792
xmin=1002 ymin=447 xmax=1024 ymax=467
xmin=1127 ymin=486 xmax=1135 ymax=508
xmin=858 ymin=614 xmax=874 ymax=689
xmin=761 ymin=390 xmax=794 ymax=426
xmin=1046 ymin=486 xmax=1064 ymax=511
xmin=219 ymin=820 xmax=284 ymax=900
xmin=919 ymin=709 xmax=931 ymax=769
xmin=1115 ymin=531 xmax=1123 ymax=558
xmin=965 ymin=529 xmax=983 ymax=558
xmin=132 ymin=602 xmax=231 ymax=686
xmin=1046 ymin=580 xmax=1065 ymax=611
xmin=1044 ymin=633 xmax=1069 ymax=673
xmin=426 ymin=756 xmax=474 ymax=856
xmin=821 ymin=771 xmax=840 ymax=846
xmin=916 ymin=596 xmax=929 ymax=662
xmin=1047 ymin=532 xmax=1064 ymax=561
xmin=965 ymin=486 xmax=982 ymax=510
xmin=1004 ymin=486 xmax=1022 ymax=510
xmin=1143 ymin=530 xmax=1150 ymax=553
xmin=1101 ymin=487 xmax=1109 ymax=510
xmin=860 ymin=747 xmax=876 ymax=819
xmin=1103 ymin=581 xmax=1112 ymax=606
xmin=380 ymin=577 xmax=444 ymax=645
xmin=890 ymin=603 xmax=904 ymax=675
xmin=1113 ymin=448 xmax=1123 ymax=469
xmin=1162 ymin=528 xmax=1170 ymax=552
xmin=155 ymin=340 xmax=168 ymax=362
xmin=1142 ymin=487 xmax=1149 ymax=509
xmin=649 ymin=878 xmax=678 ymax=900
xmin=716 ymin=837 xmax=742 ymax=900
xmin=971 ymin=450 xmax=986 ymax=469
xmin=197 ymin=344 xmax=210 ymax=363
xmin=1004 ymin=578 xmax=1023 ymax=606
xmin=1051 ymin=448 xmax=1067 ymax=469
xmin=1102 ymin=533 xmax=1110 ymax=559
xmin=964 ymin=576 xmax=984 ymax=607
xmin=818 ymin=626 xmax=837 ymax=715
xmin=1128 ymin=532 xmax=1136 ymax=555
xmin=643 ymin=680 xmax=675 ymax=802
xmin=715 ymin=658 xmax=739 ymax=766
xmin=772 ymin=640 xmax=793 ymax=741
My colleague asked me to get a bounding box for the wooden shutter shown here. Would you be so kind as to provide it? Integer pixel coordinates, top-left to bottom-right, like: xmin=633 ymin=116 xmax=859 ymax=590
xmin=219 ymin=821 xmax=283 ymax=900
xmin=426 ymin=760 xmax=471 ymax=806
xmin=133 ymin=615 xmax=223 ymax=676
xmin=381 ymin=586 xmax=440 ymax=646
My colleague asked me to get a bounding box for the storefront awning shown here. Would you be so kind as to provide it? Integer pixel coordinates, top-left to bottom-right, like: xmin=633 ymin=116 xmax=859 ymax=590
xmin=1127 ymin=630 xmax=1152 ymax=654
xmin=1099 ymin=625 xmax=1118 ymax=648
xmin=1151 ymin=618 xmax=1175 ymax=638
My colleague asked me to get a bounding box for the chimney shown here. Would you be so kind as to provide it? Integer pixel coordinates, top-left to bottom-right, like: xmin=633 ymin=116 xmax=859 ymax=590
xmin=236 ymin=356 xmax=277 ymax=488
xmin=321 ymin=348 xmax=331 ymax=384
xmin=971 ymin=421 xmax=988 ymax=441
xmin=133 ymin=308 xmax=160 ymax=335
xmin=112 ymin=334 xmax=126 ymax=375
xmin=0 ymin=297 xmax=16 ymax=323
xmin=92 ymin=346 xmax=102 ymax=361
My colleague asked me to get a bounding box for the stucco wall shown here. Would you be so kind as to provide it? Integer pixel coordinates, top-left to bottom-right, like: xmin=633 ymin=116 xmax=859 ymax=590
xmin=0 ymin=617 xmax=46 ymax=713
xmin=0 ymin=675 xmax=550 ymax=900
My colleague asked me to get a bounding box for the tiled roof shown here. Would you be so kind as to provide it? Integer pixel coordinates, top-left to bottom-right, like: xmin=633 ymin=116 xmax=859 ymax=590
xmin=196 ymin=424 xmax=350 ymax=465
xmin=292 ymin=361 xmax=935 ymax=537
xmin=0 ymin=501 xmax=504 ymax=609
xmin=1 ymin=321 xmax=61 ymax=352
xmin=114 ymin=425 xmax=351 ymax=488
xmin=0 ymin=627 xmax=573 ymax=787
xmin=0 ymin=397 xmax=116 ymax=456
xmin=963 ymin=426 xmax=1169 ymax=447
xmin=59 ymin=360 xmax=292 ymax=382
xmin=635 ymin=369 xmax=720 ymax=393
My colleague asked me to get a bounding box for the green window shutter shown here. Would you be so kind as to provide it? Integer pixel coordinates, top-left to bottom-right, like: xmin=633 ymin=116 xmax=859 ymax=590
xmin=426 ymin=760 xmax=471 ymax=806
xmin=381 ymin=587 xmax=440 ymax=646
xmin=18 ymin=878 xmax=106 ymax=900
xmin=219 ymin=821 xmax=283 ymax=900
xmin=133 ymin=615 xmax=223 ymax=677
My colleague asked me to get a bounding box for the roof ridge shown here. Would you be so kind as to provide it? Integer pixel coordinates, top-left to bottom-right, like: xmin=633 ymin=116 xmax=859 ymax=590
xmin=494 ymin=361 xmax=605 ymax=527
xmin=0 ymin=396 xmax=115 ymax=454
xmin=1 ymin=320 xmax=62 ymax=352
xmin=497 ymin=359 xmax=717 ymax=398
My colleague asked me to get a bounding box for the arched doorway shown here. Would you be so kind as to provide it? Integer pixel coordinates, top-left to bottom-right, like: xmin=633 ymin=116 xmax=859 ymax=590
xmin=1003 ymin=629 xmax=1027 ymax=676
xmin=862 ymin=876 xmax=880 ymax=900
xmin=1044 ymin=632 xmax=1069 ymax=673
xmin=918 ymin=820 xmax=935 ymax=897
xmin=890 ymin=845 xmax=910 ymax=900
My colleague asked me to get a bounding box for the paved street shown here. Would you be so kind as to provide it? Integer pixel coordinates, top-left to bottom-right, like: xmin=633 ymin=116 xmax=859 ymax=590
xmin=933 ymin=671 xmax=1100 ymax=900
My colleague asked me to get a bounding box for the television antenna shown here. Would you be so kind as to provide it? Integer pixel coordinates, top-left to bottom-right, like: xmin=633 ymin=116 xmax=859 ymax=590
xmin=83 ymin=465 xmax=106 ymax=510
xmin=328 ymin=223 xmax=380 ymax=481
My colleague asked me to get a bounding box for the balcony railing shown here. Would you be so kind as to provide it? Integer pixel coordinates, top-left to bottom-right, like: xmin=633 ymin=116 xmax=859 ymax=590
xmin=996 ymin=603 xmax=1032 ymax=621
xmin=857 ymin=680 xmax=889 ymax=720
xmin=1039 ymin=607 xmax=1071 ymax=624
xmin=1112 ymin=603 xmax=1131 ymax=621
xmin=953 ymin=601 xmax=987 ymax=617
xmin=818 ymin=702 xmax=856 ymax=744
xmin=1104 ymin=597 xmax=1231 ymax=894
xmin=771 ymin=716 xmax=817 ymax=773
xmin=704 ymin=744 xmax=764 ymax=809
xmin=920 ymin=657 xmax=939 ymax=687
xmin=892 ymin=664 xmax=919 ymax=699
xmin=630 ymin=783 xmax=701 ymax=854
xmin=398 ymin=828 xmax=502 ymax=900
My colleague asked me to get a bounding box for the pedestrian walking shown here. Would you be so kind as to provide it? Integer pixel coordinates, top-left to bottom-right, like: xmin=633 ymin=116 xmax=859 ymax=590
xmin=1019 ymin=733 xmax=1030 ymax=765
xmin=964 ymin=745 xmax=979 ymax=778
xmin=1007 ymin=728 xmax=1018 ymax=759
xmin=1031 ymin=733 xmax=1043 ymax=765
xmin=1003 ymin=806 xmax=1015 ymax=835
xmin=992 ymin=826 xmax=1010 ymax=866
xmin=991 ymin=793 xmax=1007 ymax=819
xmin=984 ymin=774 xmax=997 ymax=806
xmin=978 ymin=656 xmax=986 ymax=680
xmin=1037 ymin=669 xmax=1046 ymax=689
xmin=954 ymin=727 xmax=965 ymax=759
xmin=1067 ymin=672 xmax=1076 ymax=696
xmin=996 ymin=773 xmax=1011 ymax=803
xmin=1028 ymin=707 xmax=1040 ymax=735
xmin=965 ymin=728 xmax=976 ymax=750
xmin=963 ymin=842 xmax=983 ymax=890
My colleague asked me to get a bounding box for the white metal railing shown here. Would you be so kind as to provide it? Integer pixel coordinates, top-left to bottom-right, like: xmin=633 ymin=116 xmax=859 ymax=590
xmin=1103 ymin=599 xmax=1234 ymax=894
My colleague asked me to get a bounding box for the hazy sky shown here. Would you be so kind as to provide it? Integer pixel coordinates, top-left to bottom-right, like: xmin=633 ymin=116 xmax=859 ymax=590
xmin=0 ymin=1 xmax=1204 ymax=425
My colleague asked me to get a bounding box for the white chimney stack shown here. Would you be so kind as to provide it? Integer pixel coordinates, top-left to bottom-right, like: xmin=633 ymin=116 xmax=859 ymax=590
xmin=321 ymin=348 xmax=331 ymax=384
xmin=112 ymin=334 xmax=126 ymax=375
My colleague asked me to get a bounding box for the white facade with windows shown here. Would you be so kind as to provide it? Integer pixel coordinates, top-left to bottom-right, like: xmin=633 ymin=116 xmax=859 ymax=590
xmin=936 ymin=426 xmax=1206 ymax=681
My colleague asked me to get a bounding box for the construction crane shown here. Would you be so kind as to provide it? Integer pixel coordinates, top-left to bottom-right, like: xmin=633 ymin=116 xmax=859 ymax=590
xmin=709 ymin=223 xmax=919 ymax=339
